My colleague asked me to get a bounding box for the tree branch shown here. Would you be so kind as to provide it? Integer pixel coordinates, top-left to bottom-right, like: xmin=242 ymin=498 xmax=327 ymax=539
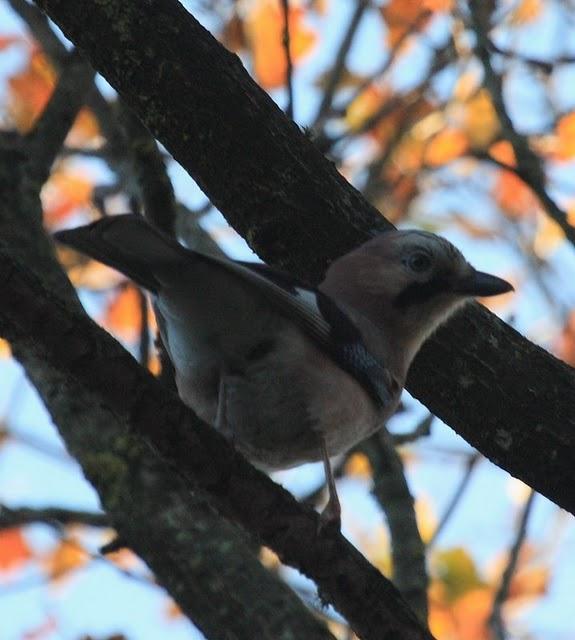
xmin=312 ymin=0 xmax=369 ymax=129
xmin=30 ymin=0 xmax=575 ymax=516
xmin=469 ymin=0 xmax=575 ymax=247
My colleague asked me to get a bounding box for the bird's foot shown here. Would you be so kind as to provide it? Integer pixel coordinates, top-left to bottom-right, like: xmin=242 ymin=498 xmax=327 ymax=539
xmin=318 ymin=496 xmax=341 ymax=534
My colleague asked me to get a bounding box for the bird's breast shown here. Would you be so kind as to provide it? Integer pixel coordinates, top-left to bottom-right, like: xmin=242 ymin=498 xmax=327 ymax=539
xmin=171 ymin=322 xmax=397 ymax=470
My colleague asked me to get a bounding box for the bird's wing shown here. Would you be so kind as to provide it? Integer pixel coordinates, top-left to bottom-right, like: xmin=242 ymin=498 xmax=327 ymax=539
xmin=234 ymin=262 xmax=394 ymax=408
xmin=55 ymin=215 xmax=393 ymax=407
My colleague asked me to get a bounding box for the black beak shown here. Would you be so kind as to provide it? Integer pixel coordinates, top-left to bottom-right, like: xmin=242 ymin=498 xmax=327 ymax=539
xmin=454 ymin=270 xmax=514 ymax=297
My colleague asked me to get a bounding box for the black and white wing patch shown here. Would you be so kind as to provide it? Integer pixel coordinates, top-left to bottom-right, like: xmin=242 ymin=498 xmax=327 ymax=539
xmin=315 ymin=291 xmax=394 ymax=409
xmin=236 ymin=262 xmax=393 ymax=409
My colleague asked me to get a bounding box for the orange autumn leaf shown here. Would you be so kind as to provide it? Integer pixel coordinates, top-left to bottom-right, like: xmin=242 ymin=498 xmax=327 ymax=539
xmin=103 ymin=285 xmax=143 ymax=339
xmin=508 ymin=565 xmax=549 ymax=602
xmin=41 ymin=169 xmax=93 ymax=226
xmin=165 ymin=601 xmax=184 ymax=620
xmin=0 ymin=338 xmax=11 ymax=359
xmin=451 ymin=588 xmax=493 ymax=640
xmin=0 ymin=35 xmax=22 ymax=51
xmin=553 ymin=112 xmax=575 ymax=161
xmin=381 ymin=0 xmax=450 ymax=48
xmin=424 ymin=128 xmax=469 ymax=166
xmin=65 ymin=108 xmax=101 ymax=147
xmin=429 ymin=601 xmax=458 ymax=639
xmin=555 ymin=311 xmax=575 ymax=366
xmin=489 ymin=140 xmax=516 ymax=167
xmin=493 ymin=171 xmax=538 ymax=218
xmin=45 ymin=538 xmax=89 ymax=580
xmin=0 ymin=528 xmax=32 ymax=572
xmin=509 ymin=0 xmax=543 ymax=25
xmin=8 ymin=49 xmax=56 ymax=133
xmin=63 ymin=252 xmax=126 ymax=290
xmin=245 ymin=0 xmax=316 ymax=89
xmin=221 ymin=14 xmax=247 ymax=52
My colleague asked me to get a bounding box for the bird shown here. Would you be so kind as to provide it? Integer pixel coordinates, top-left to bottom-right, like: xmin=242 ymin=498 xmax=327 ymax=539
xmin=55 ymin=214 xmax=513 ymax=527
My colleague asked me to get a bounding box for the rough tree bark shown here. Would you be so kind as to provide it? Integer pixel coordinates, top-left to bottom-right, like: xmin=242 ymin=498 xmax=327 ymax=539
xmin=31 ymin=0 xmax=575 ymax=516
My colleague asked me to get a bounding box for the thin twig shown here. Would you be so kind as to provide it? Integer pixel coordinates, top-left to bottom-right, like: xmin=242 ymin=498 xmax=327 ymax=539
xmin=137 ymin=288 xmax=150 ymax=368
xmin=469 ymin=0 xmax=575 ymax=248
xmin=313 ymin=0 xmax=370 ymax=129
xmin=280 ymin=0 xmax=294 ymax=120
xmin=336 ymin=8 xmax=434 ymax=120
xmin=392 ymin=413 xmax=434 ymax=446
xmin=427 ymin=453 xmax=481 ymax=548
xmin=0 ymin=505 xmax=110 ymax=530
xmin=487 ymin=41 xmax=575 ymax=74
xmin=361 ymin=429 xmax=428 ymax=623
xmin=489 ymin=490 xmax=537 ymax=640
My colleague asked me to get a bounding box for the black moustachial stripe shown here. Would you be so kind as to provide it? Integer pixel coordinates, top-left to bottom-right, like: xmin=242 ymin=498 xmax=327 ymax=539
xmin=315 ymin=291 xmax=393 ymax=408
xmin=394 ymin=277 xmax=450 ymax=309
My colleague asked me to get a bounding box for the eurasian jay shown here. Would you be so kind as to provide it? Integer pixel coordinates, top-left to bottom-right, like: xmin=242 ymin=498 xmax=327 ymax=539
xmin=55 ymin=215 xmax=512 ymax=526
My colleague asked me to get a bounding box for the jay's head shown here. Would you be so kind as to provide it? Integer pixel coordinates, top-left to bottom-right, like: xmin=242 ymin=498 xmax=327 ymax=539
xmin=321 ymin=230 xmax=513 ymax=374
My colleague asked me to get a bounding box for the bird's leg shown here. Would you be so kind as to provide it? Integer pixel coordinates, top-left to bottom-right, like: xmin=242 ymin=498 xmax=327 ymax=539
xmin=318 ymin=436 xmax=341 ymax=532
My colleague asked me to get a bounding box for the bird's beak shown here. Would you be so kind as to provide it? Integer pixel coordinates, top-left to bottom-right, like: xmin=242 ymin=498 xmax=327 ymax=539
xmin=453 ymin=270 xmax=514 ymax=297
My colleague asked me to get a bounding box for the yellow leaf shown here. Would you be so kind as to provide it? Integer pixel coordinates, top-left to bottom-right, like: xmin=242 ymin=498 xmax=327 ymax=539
xmin=463 ymin=90 xmax=499 ymax=148
xmin=345 ymin=85 xmax=387 ymax=132
xmin=533 ymin=213 xmax=564 ymax=258
xmin=0 ymin=338 xmax=11 ymax=359
xmin=344 ymin=452 xmax=372 ymax=479
xmin=415 ymin=497 xmax=437 ymax=544
xmin=260 ymin=546 xmax=281 ymax=570
xmin=424 ymin=127 xmax=469 ymax=166
xmin=433 ymin=547 xmax=484 ymax=602
xmin=44 ymin=538 xmax=89 ymax=580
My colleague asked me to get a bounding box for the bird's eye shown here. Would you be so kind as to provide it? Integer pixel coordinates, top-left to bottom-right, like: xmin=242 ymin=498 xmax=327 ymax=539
xmin=407 ymin=252 xmax=432 ymax=273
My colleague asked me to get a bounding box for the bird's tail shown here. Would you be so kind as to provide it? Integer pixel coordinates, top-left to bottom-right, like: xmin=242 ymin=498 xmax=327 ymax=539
xmin=54 ymin=214 xmax=189 ymax=293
